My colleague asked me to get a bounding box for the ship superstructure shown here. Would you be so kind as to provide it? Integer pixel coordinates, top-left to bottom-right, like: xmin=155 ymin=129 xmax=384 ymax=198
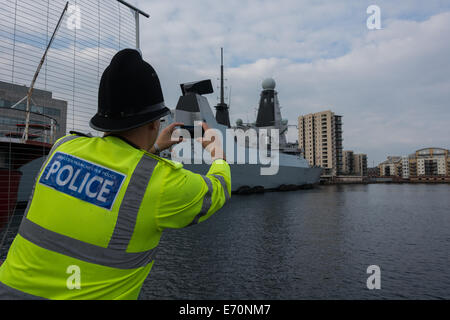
xmin=160 ymin=50 xmax=322 ymax=193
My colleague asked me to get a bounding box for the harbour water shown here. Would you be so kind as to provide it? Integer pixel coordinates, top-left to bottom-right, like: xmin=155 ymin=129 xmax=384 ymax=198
xmin=140 ymin=184 xmax=450 ymax=300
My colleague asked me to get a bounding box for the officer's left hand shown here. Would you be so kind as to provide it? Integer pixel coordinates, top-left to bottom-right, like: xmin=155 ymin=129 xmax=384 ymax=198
xmin=154 ymin=122 xmax=185 ymax=151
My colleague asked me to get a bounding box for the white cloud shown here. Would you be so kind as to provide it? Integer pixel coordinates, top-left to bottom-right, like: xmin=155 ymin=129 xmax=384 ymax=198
xmin=134 ymin=0 xmax=450 ymax=164
xmin=2 ymin=0 xmax=448 ymax=164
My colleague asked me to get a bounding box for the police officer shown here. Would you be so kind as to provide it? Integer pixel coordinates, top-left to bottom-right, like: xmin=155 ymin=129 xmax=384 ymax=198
xmin=0 ymin=49 xmax=231 ymax=300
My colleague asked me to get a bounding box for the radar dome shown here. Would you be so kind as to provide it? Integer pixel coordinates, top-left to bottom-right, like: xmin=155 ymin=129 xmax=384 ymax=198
xmin=262 ymin=78 xmax=276 ymax=90
xmin=236 ymin=119 xmax=243 ymax=126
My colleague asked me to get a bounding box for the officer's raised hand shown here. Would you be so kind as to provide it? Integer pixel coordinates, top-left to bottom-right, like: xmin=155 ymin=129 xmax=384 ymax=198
xmin=150 ymin=121 xmax=184 ymax=154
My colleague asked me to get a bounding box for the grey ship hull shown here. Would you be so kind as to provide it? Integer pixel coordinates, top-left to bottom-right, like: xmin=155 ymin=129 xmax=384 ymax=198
xmin=183 ymin=162 xmax=322 ymax=192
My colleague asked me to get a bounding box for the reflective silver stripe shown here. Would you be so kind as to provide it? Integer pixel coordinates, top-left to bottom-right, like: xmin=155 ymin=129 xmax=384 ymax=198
xmin=24 ymin=135 xmax=81 ymax=219
xmin=189 ymin=175 xmax=213 ymax=226
xmin=40 ymin=135 xmax=82 ymax=173
xmin=211 ymin=174 xmax=230 ymax=201
xmin=19 ymin=151 xmax=159 ymax=269
xmin=0 ymin=281 xmax=47 ymax=300
xmin=49 ymin=135 xmax=81 ymax=156
xmin=108 ymin=155 xmax=158 ymax=250
xmin=18 ymin=218 xmax=156 ymax=269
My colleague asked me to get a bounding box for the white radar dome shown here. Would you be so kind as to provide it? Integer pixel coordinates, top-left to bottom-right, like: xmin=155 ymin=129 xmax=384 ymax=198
xmin=262 ymin=78 xmax=276 ymax=90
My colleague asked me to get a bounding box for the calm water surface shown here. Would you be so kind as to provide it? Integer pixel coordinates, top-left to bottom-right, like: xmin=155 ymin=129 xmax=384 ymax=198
xmin=140 ymin=184 xmax=450 ymax=300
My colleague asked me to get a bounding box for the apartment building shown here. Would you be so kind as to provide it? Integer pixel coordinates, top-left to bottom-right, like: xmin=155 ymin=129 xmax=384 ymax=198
xmin=409 ymin=148 xmax=450 ymax=182
xmin=378 ymin=148 xmax=450 ymax=182
xmin=342 ymin=150 xmax=368 ymax=176
xmin=342 ymin=150 xmax=354 ymax=175
xmin=298 ymin=110 xmax=343 ymax=176
xmin=353 ymin=153 xmax=368 ymax=177
xmin=378 ymin=156 xmax=402 ymax=177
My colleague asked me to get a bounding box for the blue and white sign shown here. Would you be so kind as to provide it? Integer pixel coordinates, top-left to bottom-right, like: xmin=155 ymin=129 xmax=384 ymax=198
xmin=39 ymin=152 xmax=126 ymax=210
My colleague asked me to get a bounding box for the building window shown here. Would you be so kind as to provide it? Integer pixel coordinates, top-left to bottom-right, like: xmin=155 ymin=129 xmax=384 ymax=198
xmin=31 ymin=105 xmax=44 ymax=114
xmin=44 ymin=107 xmax=61 ymax=117
xmin=15 ymin=103 xmax=26 ymax=111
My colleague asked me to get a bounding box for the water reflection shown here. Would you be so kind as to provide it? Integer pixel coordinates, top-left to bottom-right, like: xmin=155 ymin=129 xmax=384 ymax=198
xmin=134 ymin=184 xmax=450 ymax=299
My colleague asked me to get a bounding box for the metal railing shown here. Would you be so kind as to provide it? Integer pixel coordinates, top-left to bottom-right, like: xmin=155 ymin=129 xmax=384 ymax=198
xmin=0 ymin=0 xmax=148 ymax=260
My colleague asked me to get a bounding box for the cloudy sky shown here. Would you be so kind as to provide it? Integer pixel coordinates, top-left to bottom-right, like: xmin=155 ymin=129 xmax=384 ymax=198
xmin=129 ymin=0 xmax=450 ymax=165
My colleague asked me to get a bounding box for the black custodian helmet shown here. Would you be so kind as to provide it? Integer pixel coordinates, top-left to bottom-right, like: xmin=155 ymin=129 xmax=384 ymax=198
xmin=90 ymin=49 xmax=170 ymax=132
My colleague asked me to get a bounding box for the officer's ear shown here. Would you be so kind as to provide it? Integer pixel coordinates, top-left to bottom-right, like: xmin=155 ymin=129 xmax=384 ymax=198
xmin=147 ymin=120 xmax=160 ymax=132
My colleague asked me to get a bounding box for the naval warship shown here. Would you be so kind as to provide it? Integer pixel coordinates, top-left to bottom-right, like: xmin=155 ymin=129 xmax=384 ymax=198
xmin=159 ymin=50 xmax=322 ymax=194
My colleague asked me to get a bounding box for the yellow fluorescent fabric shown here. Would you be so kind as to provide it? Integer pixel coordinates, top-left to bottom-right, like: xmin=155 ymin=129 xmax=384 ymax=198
xmin=0 ymin=134 xmax=231 ymax=300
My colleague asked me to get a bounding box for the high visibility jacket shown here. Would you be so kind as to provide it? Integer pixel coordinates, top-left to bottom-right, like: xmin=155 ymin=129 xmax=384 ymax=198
xmin=0 ymin=134 xmax=231 ymax=300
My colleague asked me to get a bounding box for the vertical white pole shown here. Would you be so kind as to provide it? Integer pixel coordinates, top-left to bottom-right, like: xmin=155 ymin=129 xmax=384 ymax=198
xmin=135 ymin=10 xmax=140 ymax=50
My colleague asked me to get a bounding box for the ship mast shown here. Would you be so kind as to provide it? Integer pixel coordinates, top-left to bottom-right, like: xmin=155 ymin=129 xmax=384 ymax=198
xmin=220 ymin=48 xmax=225 ymax=106
xmin=214 ymin=47 xmax=231 ymax=127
